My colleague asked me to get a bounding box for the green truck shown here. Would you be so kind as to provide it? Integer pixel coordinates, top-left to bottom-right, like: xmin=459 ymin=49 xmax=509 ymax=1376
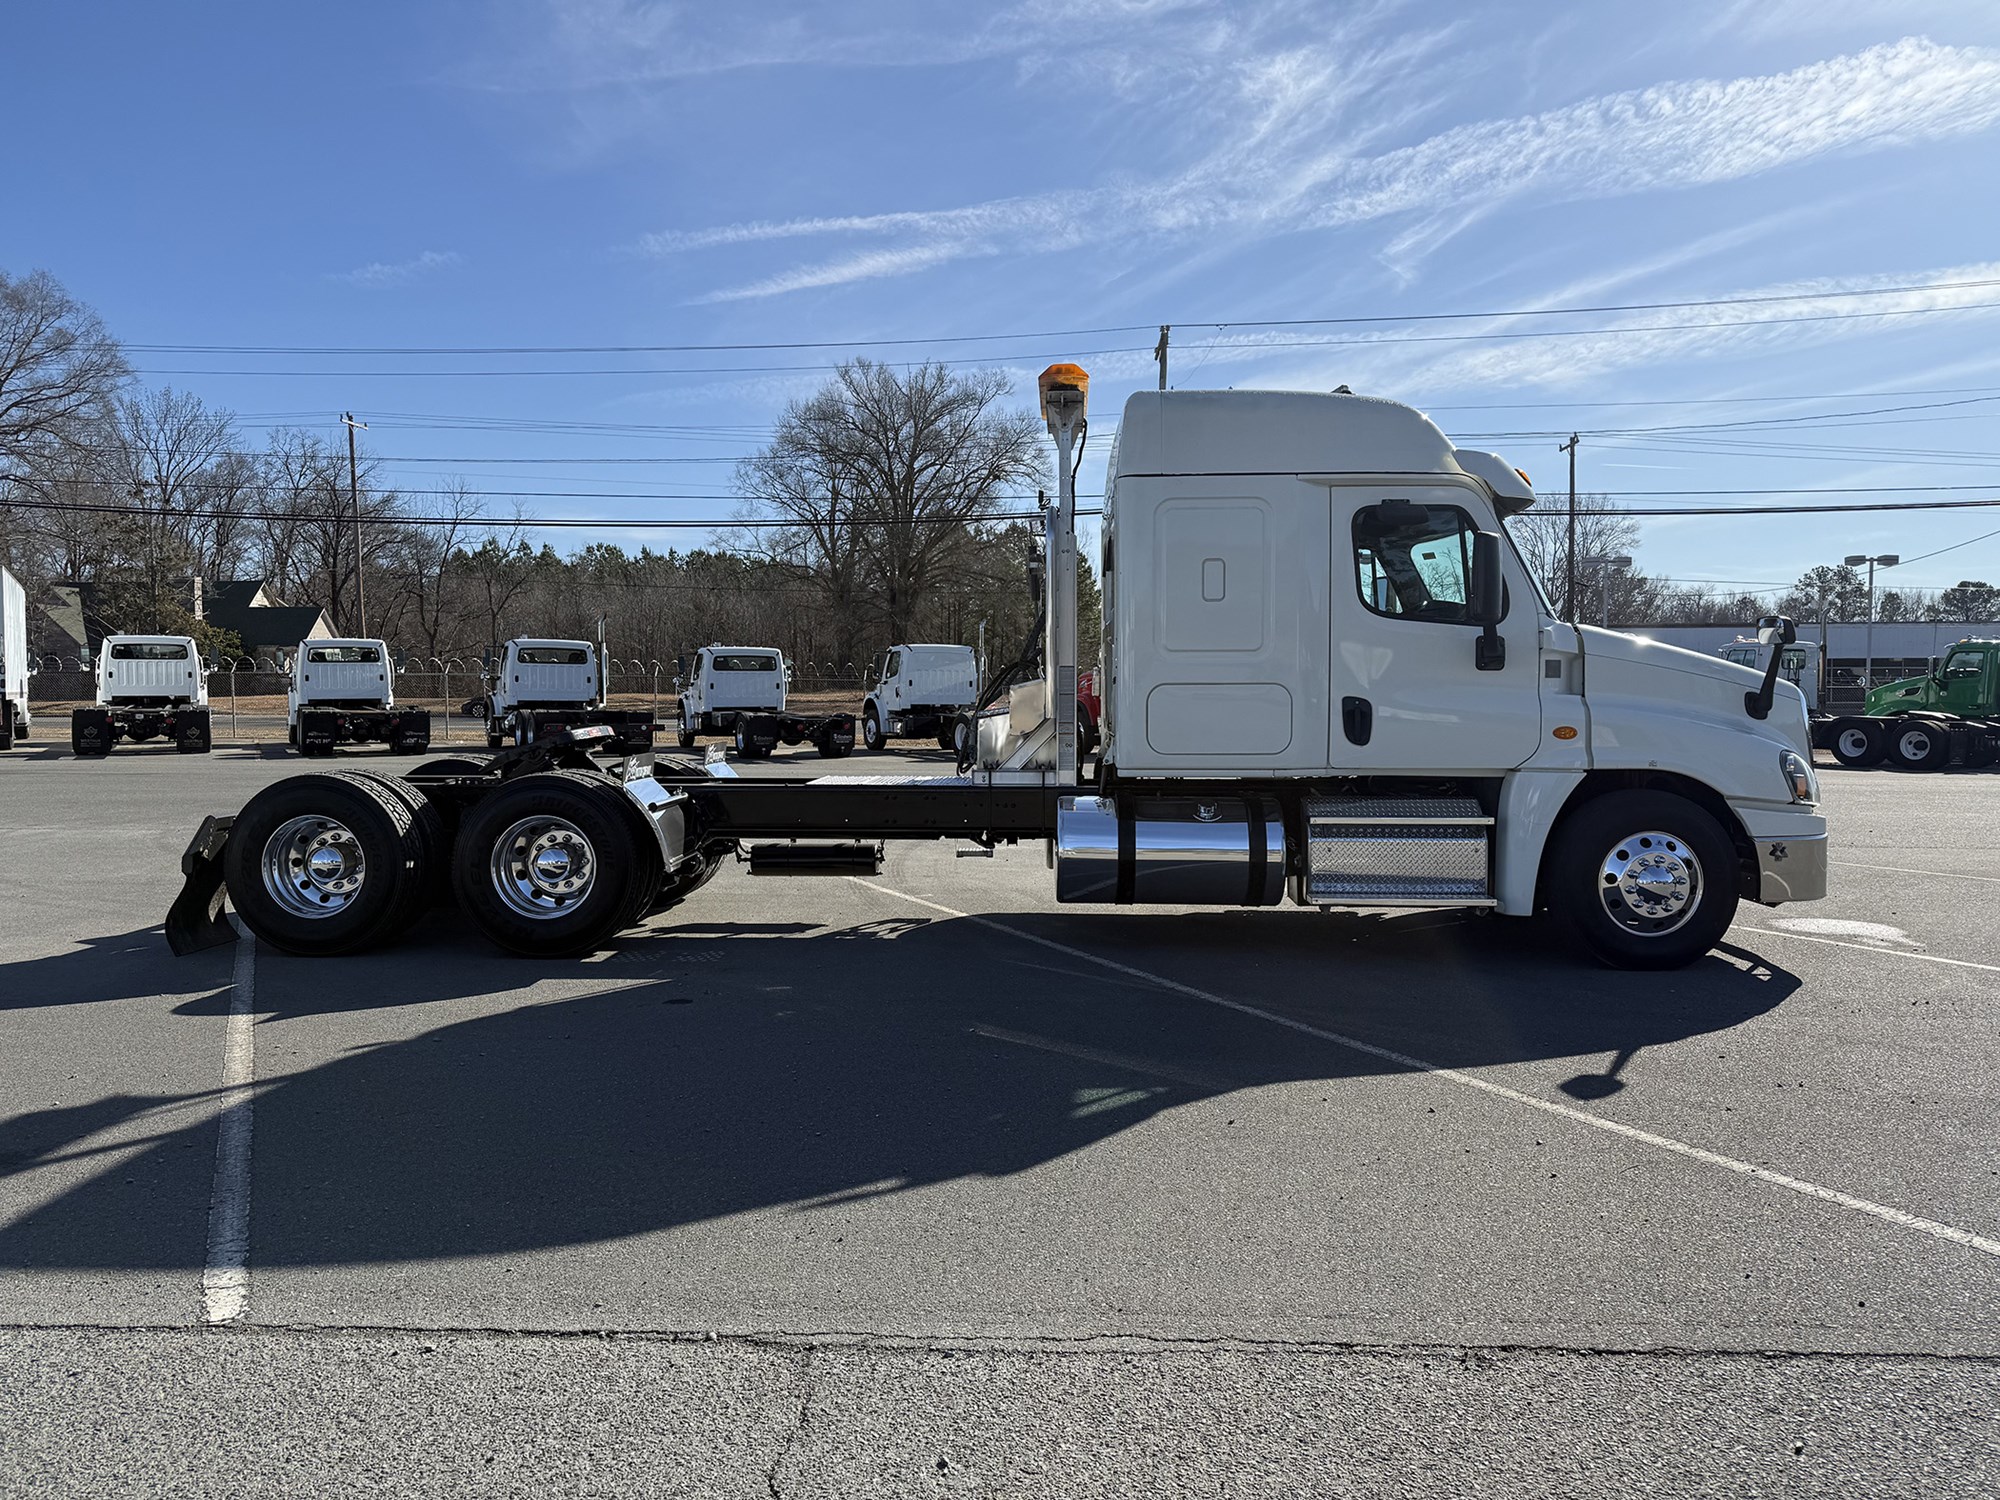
xmin=1819 ymin=637 xmax=2000 ymax=769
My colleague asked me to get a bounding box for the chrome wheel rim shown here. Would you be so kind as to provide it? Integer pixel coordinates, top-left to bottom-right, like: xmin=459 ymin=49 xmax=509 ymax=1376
xmin=262 ymin=814 xmax=365 ymax=919
xmin=489 ymin=815 xmax=596 ymax=919
xmin=1597 ymin=830 xmax=1702 ymax=937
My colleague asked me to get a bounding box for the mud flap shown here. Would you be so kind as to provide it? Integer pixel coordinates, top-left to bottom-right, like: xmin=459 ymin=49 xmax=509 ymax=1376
xmin=166 ymin=814 xmax=238 ymax=955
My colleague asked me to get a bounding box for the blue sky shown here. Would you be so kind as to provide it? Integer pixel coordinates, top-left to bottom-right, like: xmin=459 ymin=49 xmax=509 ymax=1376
xmin=8 ymin=0 xmax=2000 ymax=603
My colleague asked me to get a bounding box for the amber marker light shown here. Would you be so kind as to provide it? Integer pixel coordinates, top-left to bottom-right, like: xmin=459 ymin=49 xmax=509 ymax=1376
xmin=1553 ymin=725 xmax=1578 ymax=740
xmin=1038 ymin=363 xmax=1090 ymax=428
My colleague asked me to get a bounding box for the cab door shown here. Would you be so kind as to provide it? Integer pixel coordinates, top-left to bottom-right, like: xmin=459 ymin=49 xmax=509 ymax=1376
xmin=1329 ymin=488 xmax=1544 ymax=772
xmin=1937 ymin=645 xmax=1991 ymax=716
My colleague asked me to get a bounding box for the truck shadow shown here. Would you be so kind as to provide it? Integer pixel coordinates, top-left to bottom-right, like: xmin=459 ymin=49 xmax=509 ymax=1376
xmin=0 ymin=904 xmax=1799 ymax=1275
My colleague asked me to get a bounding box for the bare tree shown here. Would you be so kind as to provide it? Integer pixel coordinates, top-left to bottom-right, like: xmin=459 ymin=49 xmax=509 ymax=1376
xmin=115 ymin=386 xmax=236 ymax=628
xmin=392 ymin=477 xmax=483 ymax=660
xmin=0 ymin=269 xmax=129 ymax=476
xmin=737 ymin=360 xmax=1045 ymax=650
xmin=1506 ymin=493 xmax=1644 ymax=623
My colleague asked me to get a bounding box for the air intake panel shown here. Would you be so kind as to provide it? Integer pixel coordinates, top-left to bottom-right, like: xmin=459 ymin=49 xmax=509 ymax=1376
xmin=1055 ymin=794 xmax=1286 ymax=905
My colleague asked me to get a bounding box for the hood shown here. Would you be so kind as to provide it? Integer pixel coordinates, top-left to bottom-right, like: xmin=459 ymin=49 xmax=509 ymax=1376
xmin=1865 ymin=673 xmax=1932 ymax=715
xmin=1580 ymin=626 xmax=1810 ymax=751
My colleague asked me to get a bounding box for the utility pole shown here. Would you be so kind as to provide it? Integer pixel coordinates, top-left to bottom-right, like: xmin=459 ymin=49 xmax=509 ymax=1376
xmin=342 ymin=413 xmax=368 ymax=636
xmin=1559 ymin=433 xmax=1580 ymax=620
xmin=1154 ymin=325 xmax=1170 ymax=391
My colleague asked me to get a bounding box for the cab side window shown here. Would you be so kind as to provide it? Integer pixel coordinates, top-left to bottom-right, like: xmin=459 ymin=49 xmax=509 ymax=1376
xmin=884 ymin=650 xmax=902 ymax=680
xmin=1353 ymin=503 xmax=1481 ymax=624
xmin=1942 ymin=650 xmax=1983 ymax=680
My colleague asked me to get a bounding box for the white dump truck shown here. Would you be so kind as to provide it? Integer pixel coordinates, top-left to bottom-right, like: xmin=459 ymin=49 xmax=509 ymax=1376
xmin=288 ymin=639 xmax=431 ymax=756
xmin=0 ymin=567 xmax=30 ymax=750
xmin=171 ymin=366 xmax=1825 ymax=971
xmin=861 ymin=643 xmax=979 ymax=751
xmin=472 ymin=637 xmax=656 ymax=754
xmin=674 ymin=644 xmax=855 ymax=760
xmin=73 ymin=634 xmax=211 ymax=756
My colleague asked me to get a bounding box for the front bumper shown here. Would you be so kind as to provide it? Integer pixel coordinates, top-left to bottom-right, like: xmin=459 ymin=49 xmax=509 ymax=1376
xmin=1752 ymin=824 xmax=1832 ymax=904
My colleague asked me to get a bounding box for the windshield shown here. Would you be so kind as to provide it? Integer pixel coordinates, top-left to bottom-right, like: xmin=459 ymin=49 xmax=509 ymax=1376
xmin=712 ymin=654 xmax=779 ymax=672
xmin=109 ymin=642 xmax=188 ymax=660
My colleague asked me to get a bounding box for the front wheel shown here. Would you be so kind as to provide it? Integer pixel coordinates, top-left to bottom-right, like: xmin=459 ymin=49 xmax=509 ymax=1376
xmin=677 ymin=703 xmax=697 ymax=750
xmin=1544 ymin=791 xmax=1739 ymax=970
xmin=862 ymin=706 xmax=884 ymax=752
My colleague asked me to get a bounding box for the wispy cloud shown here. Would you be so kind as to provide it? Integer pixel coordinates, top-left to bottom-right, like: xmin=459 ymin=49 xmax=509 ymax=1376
xmin=646 ymin=36 xmax=2000 ymax=300
xmin=332 ymin=250 xmax=466 ymax=289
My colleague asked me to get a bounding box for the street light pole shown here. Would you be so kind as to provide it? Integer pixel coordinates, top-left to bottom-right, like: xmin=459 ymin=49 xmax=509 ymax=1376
xmin=1843 ymin=552 xmax=1899 ymax=694
xmin=1580 ymin=552 xmax=1632 ymax=628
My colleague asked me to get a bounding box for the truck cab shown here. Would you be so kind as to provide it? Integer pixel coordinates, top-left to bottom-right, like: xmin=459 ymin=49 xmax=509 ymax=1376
xmin=287 ymin=639 xmax=431 ymax=756
xmin=862 ymin=643 xmax=978 ymax=751
xmin=1719 ymin=638 xmax=1820 ymax=713
xmin=478 ymin=638 xmax=656 ymax=753
xmin=72 ymin=635 xmax=212 ymax=756
xmin=676 ymin=646 xmax=787 ymax=744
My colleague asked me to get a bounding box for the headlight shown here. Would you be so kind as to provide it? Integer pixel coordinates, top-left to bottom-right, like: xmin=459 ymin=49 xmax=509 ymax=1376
xmin=1780 ymin=750 xmax=1818 ymax=804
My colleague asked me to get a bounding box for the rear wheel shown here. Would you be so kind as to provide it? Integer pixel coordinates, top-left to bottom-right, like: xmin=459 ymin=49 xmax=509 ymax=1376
xmin=1829 ymin=720 xmax=1884 ymax=768
xmin=732 ymin=721 xmax=767 ymax=760
xmin=452 ymin=771 xmax=643 ymax=956
xmin=1886 ymin=721 xmax=1952 ymax=771
xmin=345 ymin=772 xmax=449 ymax=925
xmin=1545 ymin=791 xmax=1739 ymax=970
xmin=225 ymin=772 xmax=420 ymax=955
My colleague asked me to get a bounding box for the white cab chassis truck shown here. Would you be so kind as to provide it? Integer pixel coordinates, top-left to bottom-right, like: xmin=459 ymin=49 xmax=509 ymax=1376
xmin=0 ymin=567 xmax=30 ymax=749
xmin=861 ymin=643 xmax=978 ymax=751
xmin=473 ymin=638 xmax=656 ymax=754
xmin=171 ymin=367 xmax=1826 ymax=970
xmin=289 ymin=639 xmax=431 ymax=756
xmin=674 ymin=645 xmax=855 ymax=760
xmin=74 ymin=635 xmax=211 ymax=756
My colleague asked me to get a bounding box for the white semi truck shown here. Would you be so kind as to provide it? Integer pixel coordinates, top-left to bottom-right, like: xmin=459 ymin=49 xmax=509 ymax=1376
xmin=861 ymin=643 xmax=979 ymax=751
xmin=471 ymin=638 xmax=656 ymax=754
xmin=0 ymin=567 xmax=30 ymax=750
xmin=288 ymin=639 xmax=432 ymax=756
xmin=73 ymin=634 xmax=212 ymax=756
xmin=674 ymin=645 xmax=855 ymax=760
xmin=170 ymin=366 xmax=1826 ymax=970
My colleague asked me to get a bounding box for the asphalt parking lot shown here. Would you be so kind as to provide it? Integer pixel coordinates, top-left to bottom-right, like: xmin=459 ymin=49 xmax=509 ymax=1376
xmin=1 ymin=738 xmax=1995 ymax=1496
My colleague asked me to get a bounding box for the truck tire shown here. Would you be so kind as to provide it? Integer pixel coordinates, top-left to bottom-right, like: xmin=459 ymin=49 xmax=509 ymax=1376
xmin=451 ymin=771 xmax=643 ymax=956
xmin=862 ymin=705 xmax=885 ymax=751
xmin=732 ymin=721 xmax=766 ymax=760
xmin=1544 ymin=790 xmax=1739 ymax=970
xmin=677 ymin=702 xmax=697 ymax=750
xmin=1829 ymin=720 xmax=1884 ymax=768
xmin=346 ymin=772 xmax=450 ymax=924
xmin=1886 ymin=721 xmax=1952 ymax=771
xmin=409 ymin=756 xmax=491 ymax=779
xmin=287 ymin=724 xmax=298 ymax=748
xmin=487 ymin=728 xmax=505 ymax=750
xmin=71 ymin=709 xmax=111 ymax=758
xmin=224 ymin=772 xmax=421 ymax=956
xmin=0 ymin=712 xmax=12 ymax=752
xmin=936 ymin=727 xmax=955 ymax=751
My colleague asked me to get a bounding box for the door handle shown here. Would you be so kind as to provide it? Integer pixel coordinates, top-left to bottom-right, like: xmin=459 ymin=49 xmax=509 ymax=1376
xmin=1341 ymin=696 xmax=1373 ymax=746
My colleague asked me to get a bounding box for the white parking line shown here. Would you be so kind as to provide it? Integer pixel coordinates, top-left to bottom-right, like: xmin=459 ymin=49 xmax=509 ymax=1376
xmin=1739 ymin=925 xmax=2000 ymax=973
xmin=1833 ymin=859 xmax=2000 ymax=885
xmin=858 ymin=880 xmax=2000 ymax=1262
xmin=200 ymin=921 xmax=257 ymax=1325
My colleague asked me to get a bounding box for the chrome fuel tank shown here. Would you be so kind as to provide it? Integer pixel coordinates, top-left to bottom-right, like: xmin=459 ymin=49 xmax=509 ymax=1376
xmin=1055 ymin=794 xmax=1285 ymax=905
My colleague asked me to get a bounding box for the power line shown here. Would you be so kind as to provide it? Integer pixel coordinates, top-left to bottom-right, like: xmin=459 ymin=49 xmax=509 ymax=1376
xmin=118 ymin=275 xmax=2000 ymax=355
